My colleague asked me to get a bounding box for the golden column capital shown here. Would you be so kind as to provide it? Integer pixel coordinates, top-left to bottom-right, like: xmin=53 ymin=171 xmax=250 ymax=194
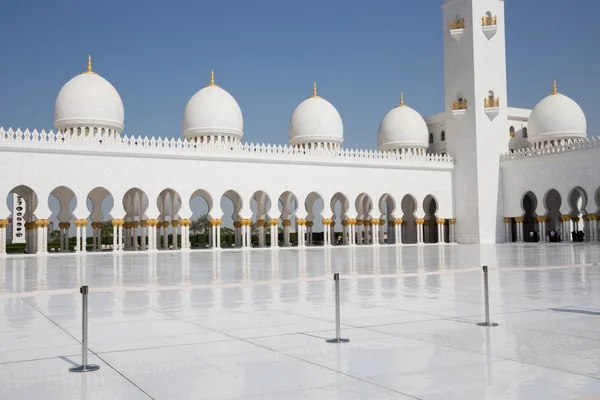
xmin=283 ymin=219 xmax=292 ymax=227
xmin=257 ymin=219 xmax=266 ymax=227
xmin=171 ymin=220 xmax=179 ymax=227
xmin=269 ymin=218 xmax=279 ymax=226
xmin=306 ymin=221 xmax=314 ymax=227
xmin=503 ymin=217 xmax=511 ymax=223
xmin=436 ymin=218 xmax=445 ymax=225
xmin=0 ymin=219 xmax=9 ymax=228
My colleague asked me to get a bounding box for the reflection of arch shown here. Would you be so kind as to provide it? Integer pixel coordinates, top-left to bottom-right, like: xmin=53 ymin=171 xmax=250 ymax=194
xmin=378 ymin=193 xmax=396 ymax=244
xmin=521 ymin=191 xmax=538 ymax=242
xmin=423 ymin=194 xmax=439 ymax=243
xmin=400 ymin=194 xmax=417 ymax=244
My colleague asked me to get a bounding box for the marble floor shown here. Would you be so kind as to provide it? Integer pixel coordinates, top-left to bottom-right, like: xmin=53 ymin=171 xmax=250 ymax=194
xmin=1 ymin=243 xmax=600 ymax=399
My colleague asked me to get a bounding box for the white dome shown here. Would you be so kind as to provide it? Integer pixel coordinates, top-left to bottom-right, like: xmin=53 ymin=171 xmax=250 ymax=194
xmin=377 ymin=98 xmax=428 ymax=150
xmin=528 ymin=83 xmax=586 ymax=143
xmin=288 ymin=84 xmax=343 ymax=146
xmin=183 ymin=73 xmax=243 ymax=140
xmin=54 ymin=58 xmax=124 ymax=133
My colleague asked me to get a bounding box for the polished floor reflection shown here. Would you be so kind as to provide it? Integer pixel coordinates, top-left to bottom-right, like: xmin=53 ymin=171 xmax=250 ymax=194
xmin=1 ymin=244 xmax=600 ymax=399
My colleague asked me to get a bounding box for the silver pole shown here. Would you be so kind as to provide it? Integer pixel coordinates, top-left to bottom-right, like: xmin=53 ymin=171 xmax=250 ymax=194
xmin=69 ymin=286 xmax=100 ymax=372
xmin=327 ymin=273 xmax=349 ymax=343
xmin=477 ymin=266 xmax=498 ymax=327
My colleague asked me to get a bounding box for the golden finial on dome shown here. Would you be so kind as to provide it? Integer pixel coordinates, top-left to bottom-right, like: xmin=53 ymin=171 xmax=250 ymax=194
xmin=310 ymin=82 xmax=319 ymax=98
xmin=552 ymin=79 xmax=558 ymax=95
xmin=81 ymin=55 xmax=97 ymax=75
xmin=400 ymin=92 xmax=404 ymax=106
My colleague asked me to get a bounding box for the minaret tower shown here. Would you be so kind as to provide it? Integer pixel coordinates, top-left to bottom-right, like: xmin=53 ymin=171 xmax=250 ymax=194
xmin=442 ymin=0 xmax=508 ymax=243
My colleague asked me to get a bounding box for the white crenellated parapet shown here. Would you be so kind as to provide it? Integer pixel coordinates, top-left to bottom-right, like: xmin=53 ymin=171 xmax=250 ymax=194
xmin=0 ymin=127 xmax=454 ymax=166
xmin=500 ymin=137 xmax=600 ymax=162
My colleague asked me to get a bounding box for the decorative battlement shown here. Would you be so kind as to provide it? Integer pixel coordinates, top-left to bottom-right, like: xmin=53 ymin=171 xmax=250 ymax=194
xmin=0 ymin=127 xmax=454 ymax=166
xmin=500 ymin=137 xmax=600 ymax=162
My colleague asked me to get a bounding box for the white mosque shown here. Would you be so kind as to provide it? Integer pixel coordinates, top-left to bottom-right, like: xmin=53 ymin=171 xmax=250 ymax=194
xmin=0 ymin=0 xmax=597 ymax=256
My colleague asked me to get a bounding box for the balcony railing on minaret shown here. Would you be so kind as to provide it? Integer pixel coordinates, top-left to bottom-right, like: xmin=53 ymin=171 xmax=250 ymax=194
xmin=449 ymin=18 xmax=465 ymax=30
xmin=484 ymin=96 xmax=500 ymax=108
xmin=482 ymin=15 xmax=497 ymax=27
xmin=452 ymin=99 xmax=468 ymax=111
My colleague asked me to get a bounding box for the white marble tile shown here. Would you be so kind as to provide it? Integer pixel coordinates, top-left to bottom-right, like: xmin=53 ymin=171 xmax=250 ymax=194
xmin=1 ymin=244 xmax=600 ymax=399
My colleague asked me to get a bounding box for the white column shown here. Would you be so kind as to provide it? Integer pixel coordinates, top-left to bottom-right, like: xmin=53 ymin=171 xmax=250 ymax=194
xmin=217 ymin=224 xmax=221 ymax=248
xmin=173 ymin=223 xmax=178 ymax=249
xmin=212 ymin=224 xmax=217 ymax=248
xmin=270 ymin=222 xmax=278 ymax=247
xmin=118 ymin=224 xmax=124 ymax=251
xmin=379 ymin=223 xmax=385 ymax=245
xmin=80 ymin=222 xmax=86 ymax=252
xmin=75 ymin=223 xmax=81 ymax=253
xmin=0 ymin=223 xmax=6 ymax=256
xmin=113 ymin=223 xmax=118 ymax=251
xmin=439 ymin=221 xmax=446 ymax=243
xmin=283 ymin=221 xmax=291 ymax=247
xmin=141 ymin=222 xmax=147 ymax=250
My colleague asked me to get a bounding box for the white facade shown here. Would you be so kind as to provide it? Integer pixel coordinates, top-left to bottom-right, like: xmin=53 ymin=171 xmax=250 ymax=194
xmin=0 ymin=0 xmax=595 ymax=255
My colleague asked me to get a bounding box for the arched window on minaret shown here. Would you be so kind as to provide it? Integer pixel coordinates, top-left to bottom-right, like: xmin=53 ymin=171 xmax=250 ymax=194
xmin=429 ymin=133 xmax=434 ymax=144
xmin=441 ymin=131 xmax=446 ymax=141
xmin=523 ymin=127 xmax=528 ymax=139
xmin=509 ymin=126 xmax=515 ymax=137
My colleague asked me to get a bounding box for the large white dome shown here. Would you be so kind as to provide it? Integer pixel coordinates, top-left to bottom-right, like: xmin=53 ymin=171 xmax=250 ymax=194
xmin=288 ymin=83 xmax=343 ymax=146
xmin=183 ymin=71 xmax=243 ymax=140
xmin=528 ymin=82 xmax=586 ymax=144
xmin=377 ymin=95 xmax=428 ymax=150
xmin=54 ymin=57 xmax=124 ymax=133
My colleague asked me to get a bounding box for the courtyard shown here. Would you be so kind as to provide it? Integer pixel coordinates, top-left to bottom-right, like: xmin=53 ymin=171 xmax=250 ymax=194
xmin=1 ymin=243 xmax=600 ymax=399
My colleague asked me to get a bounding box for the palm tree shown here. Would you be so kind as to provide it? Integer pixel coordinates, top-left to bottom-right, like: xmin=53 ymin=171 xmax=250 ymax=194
xmin=190 ymin=214 xmax=210 ymax=246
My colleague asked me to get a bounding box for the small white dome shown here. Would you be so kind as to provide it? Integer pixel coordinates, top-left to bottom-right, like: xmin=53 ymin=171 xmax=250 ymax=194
xmin=288 ymin=84 xmax=343 ymax=146
xmin=54 ymin=57 xmax=124 ymax=133
xmin=528 ymin=82 xmax=586 ymax=143
xmin=183 ymin=72 xmax=243 ymax=140
xmin=377 ymin=96 xmax=428 ymax=150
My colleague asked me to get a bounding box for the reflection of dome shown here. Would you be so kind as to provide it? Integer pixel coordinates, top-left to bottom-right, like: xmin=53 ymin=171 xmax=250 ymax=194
xmin=54 ymin=56 xmax=124 ymax=134
xmin=288 ymin=83 xmax=343 ymax=147
xmin=528 ymin=81 xmax=586 ymax=144
xmin=377 ymin=94 xmax=428 ymax=150
xmin=183 ymin=71 xmax=243 ymax=141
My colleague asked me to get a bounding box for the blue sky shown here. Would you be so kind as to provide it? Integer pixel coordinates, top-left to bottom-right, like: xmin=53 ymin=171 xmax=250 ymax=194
xmin=0 ymin=0 xmax=598 ymax=150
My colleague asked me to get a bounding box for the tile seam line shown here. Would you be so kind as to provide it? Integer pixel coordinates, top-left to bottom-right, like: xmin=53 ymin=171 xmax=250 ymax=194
xmin=359 ymin=324 xmax=600 ymax=381
xmin=239 ymin=337 xmax=423 ymax=400
xmin=15 ymin=294 xmax=156 ymax=400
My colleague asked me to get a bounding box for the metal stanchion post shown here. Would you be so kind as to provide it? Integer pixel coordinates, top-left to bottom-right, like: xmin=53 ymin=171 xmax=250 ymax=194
xmin=326 ymin=273 xmax=349 ymax=343
xmin=477 ymin=266 xmax=498 ymax=327
xmin=69 ymin=286 xmax=100 ymax=372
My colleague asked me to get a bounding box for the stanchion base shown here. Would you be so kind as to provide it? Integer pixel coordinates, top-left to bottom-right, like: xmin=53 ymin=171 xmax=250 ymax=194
xmin=326 ymin=338 xmax=350 ymax=343
xmin=69 ymin=364 xmax=100 ymax=372
xmin=477 ymin=322 xmax=499 ymax=327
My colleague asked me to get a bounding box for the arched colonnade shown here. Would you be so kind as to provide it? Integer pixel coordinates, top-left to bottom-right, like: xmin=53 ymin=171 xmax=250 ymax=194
xmin=0 ymin=186 xmax=455 ymax=255
xmin=505 ymin=186 xmax=600 ymax=243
